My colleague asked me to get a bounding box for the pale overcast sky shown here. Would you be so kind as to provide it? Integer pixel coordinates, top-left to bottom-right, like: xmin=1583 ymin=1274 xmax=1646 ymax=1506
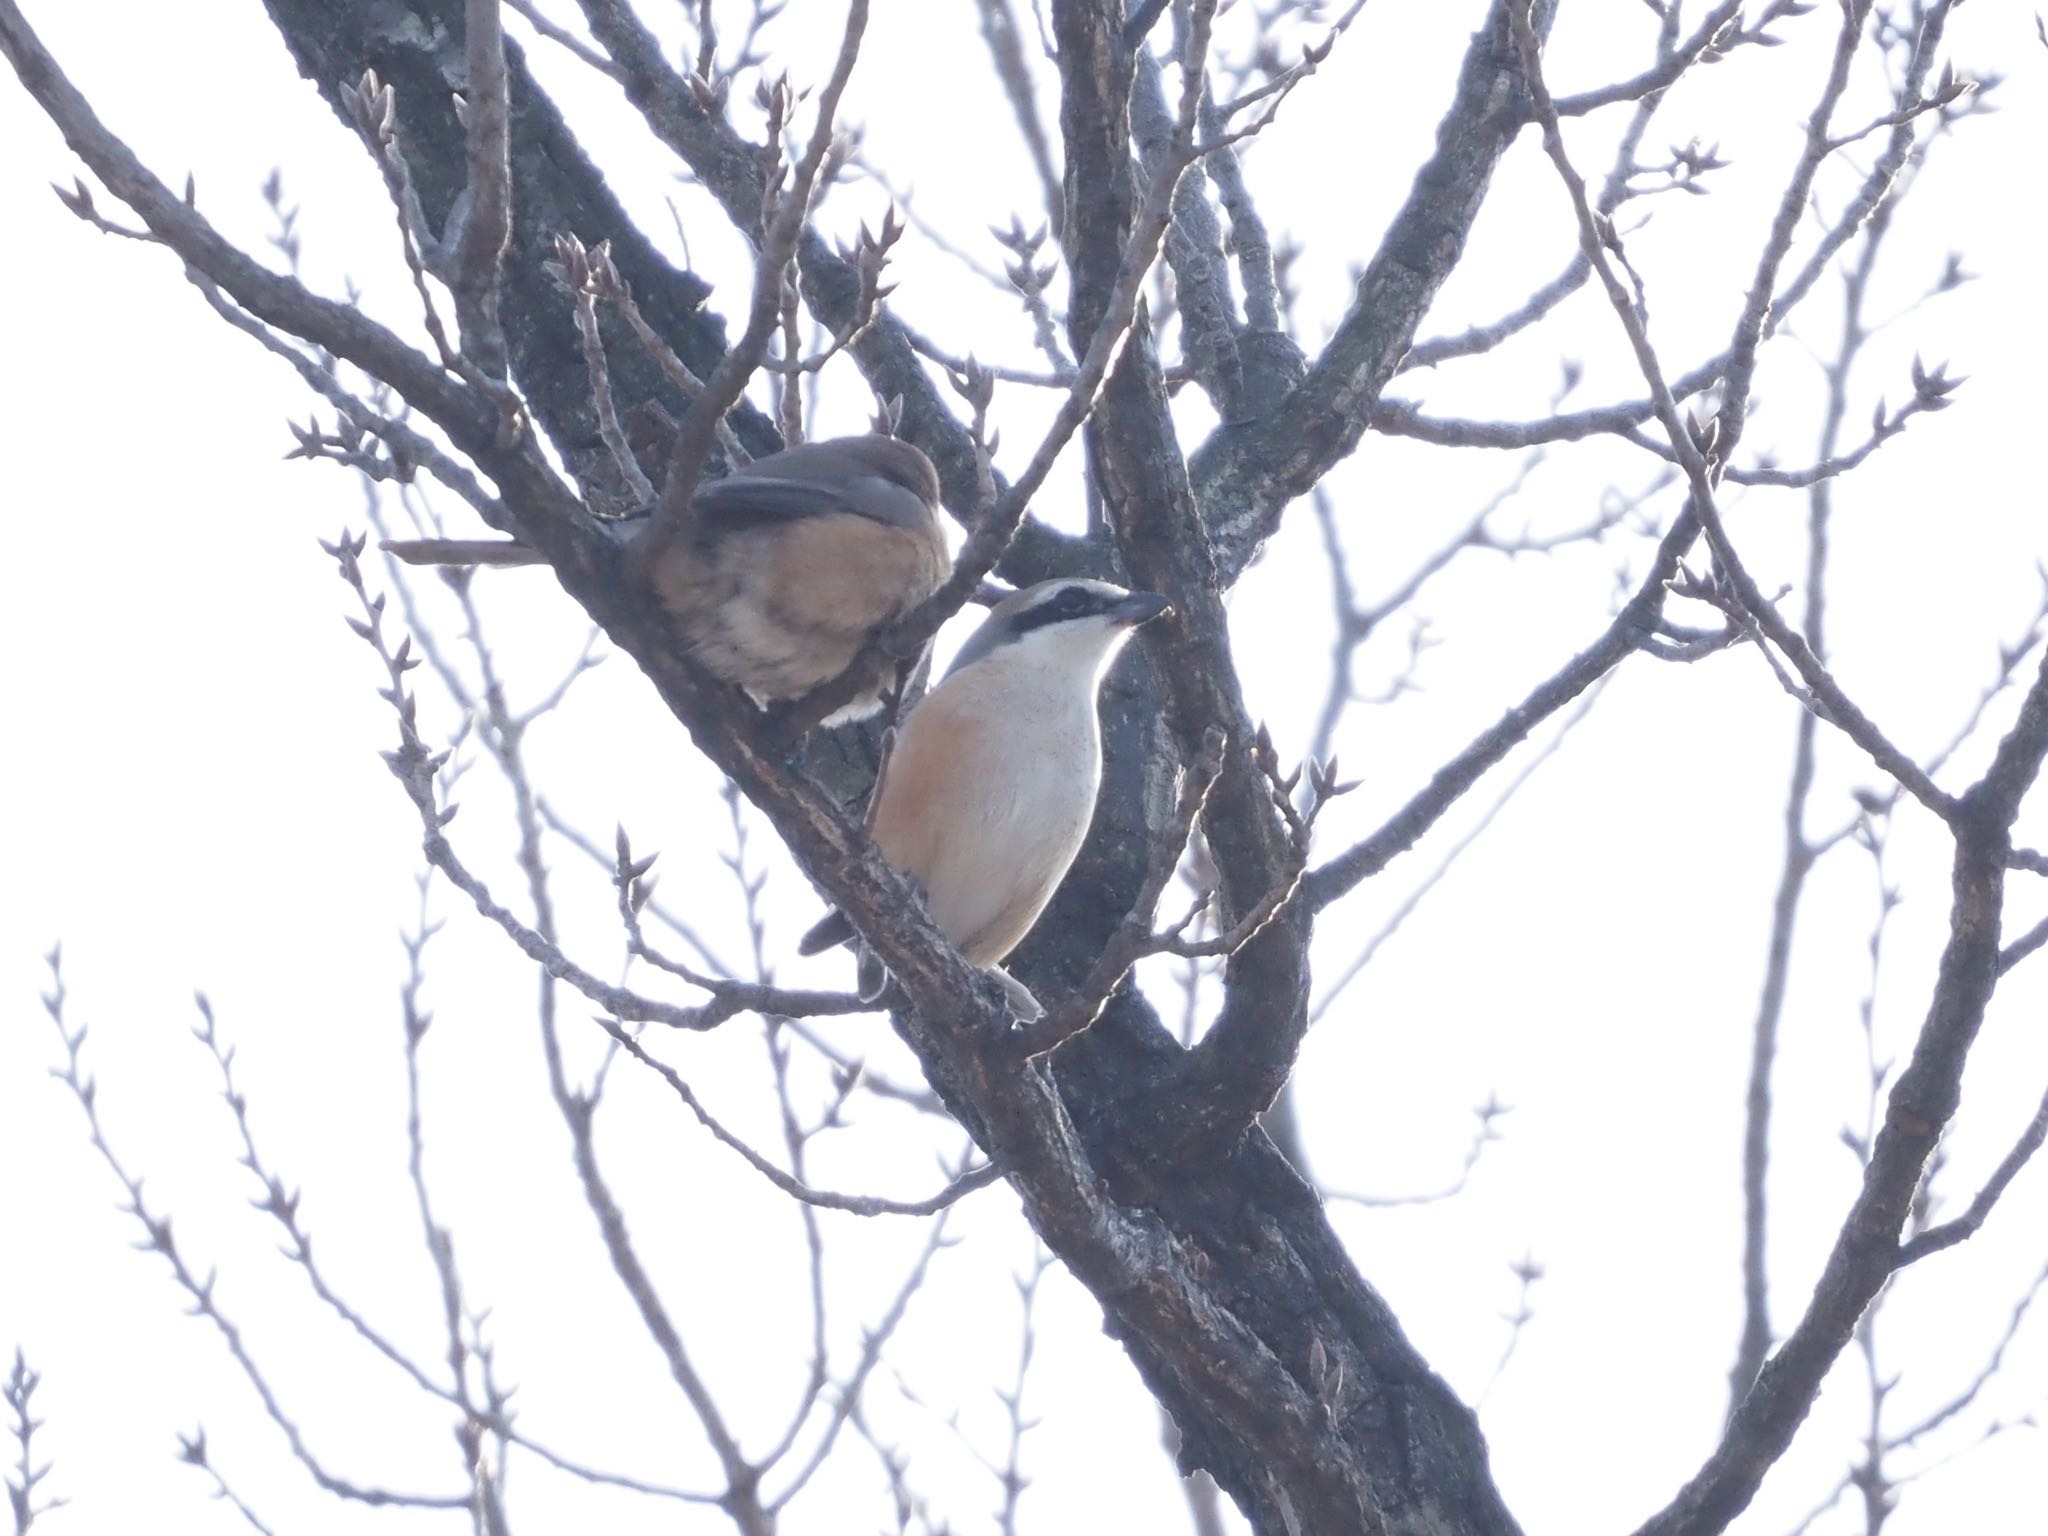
xmin=3 ymin=3 xmax=2045 ymax=1533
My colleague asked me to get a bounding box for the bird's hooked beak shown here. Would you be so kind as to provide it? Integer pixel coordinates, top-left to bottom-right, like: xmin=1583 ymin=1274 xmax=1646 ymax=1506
xmin=1111 ymin=591 xmax=1172 ymax=627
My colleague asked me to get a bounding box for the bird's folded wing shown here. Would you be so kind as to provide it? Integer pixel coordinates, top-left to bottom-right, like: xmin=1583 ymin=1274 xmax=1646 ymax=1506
xmin=694 ymin=472 xmax=932 ymax=532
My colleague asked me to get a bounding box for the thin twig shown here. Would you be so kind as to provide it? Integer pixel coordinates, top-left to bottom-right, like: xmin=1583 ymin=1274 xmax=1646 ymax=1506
xmin=1895 ymin=1085 xmax=2048 ymax=1265
xmin=38 ymin=956 xmax=469 ymax=1512
xmin=592 ymin=1019 xmax=1001 ymax=1216
xmin=504 ymin=0 xmax=623 ymax=77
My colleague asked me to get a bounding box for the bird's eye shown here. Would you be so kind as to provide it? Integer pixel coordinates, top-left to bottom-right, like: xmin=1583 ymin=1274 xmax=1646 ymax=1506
xmin=1013 ymin=585 xmax=1104 ymax=636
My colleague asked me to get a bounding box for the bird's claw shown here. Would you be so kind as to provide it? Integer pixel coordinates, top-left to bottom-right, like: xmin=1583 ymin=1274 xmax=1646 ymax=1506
xmin=855 ymin=943 xmax=889 ymax=1003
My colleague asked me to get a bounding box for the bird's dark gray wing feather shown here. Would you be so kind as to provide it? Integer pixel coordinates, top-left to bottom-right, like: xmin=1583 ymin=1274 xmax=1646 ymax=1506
xmin=694 ymin=472 xmax=930 ymax=532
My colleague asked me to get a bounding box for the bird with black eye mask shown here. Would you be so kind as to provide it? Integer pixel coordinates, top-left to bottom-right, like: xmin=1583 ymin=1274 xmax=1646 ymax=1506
xmin=384 ymin=434 xmax=951 ymax=724
xmin=800 ymin=578 xmax=1171 ymax=1020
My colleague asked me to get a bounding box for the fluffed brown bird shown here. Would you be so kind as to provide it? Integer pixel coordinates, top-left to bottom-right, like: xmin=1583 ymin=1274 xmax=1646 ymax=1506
xmin=384 ymin=434 xmax=950 ymax=723
xmin=799 ymin=579 xmax=1171 ymax=1017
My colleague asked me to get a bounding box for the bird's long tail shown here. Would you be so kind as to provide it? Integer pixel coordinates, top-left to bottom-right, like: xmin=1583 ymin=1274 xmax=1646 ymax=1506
xmin=381 ymin=538 xmax=547 ymax=568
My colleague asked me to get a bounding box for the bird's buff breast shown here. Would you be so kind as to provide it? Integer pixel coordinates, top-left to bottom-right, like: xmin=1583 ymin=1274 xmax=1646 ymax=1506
xmin=878 ymin=672 xmax=1103 ymax=966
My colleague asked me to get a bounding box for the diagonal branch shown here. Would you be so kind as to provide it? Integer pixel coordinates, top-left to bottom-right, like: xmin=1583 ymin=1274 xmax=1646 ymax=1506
xmin=1506 ymin=0 xmax=1955 ymax=824
xmin=0 ymin=2 xmax=498 ymax=455
xmin=1186 ymin=0 xmax=1556 ymax=576
xmin=1307 ymin=502 xmax=1697 ymax=910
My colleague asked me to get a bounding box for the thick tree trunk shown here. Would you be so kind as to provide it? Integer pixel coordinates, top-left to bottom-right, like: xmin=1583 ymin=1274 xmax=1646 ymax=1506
xmin=244 ymin=4 xmax=1538 ymax=1528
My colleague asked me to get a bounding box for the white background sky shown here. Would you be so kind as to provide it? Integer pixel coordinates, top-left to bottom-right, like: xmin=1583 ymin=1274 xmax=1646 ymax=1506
xmin=3 ymin=2 xmax=2046 ymax=1533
